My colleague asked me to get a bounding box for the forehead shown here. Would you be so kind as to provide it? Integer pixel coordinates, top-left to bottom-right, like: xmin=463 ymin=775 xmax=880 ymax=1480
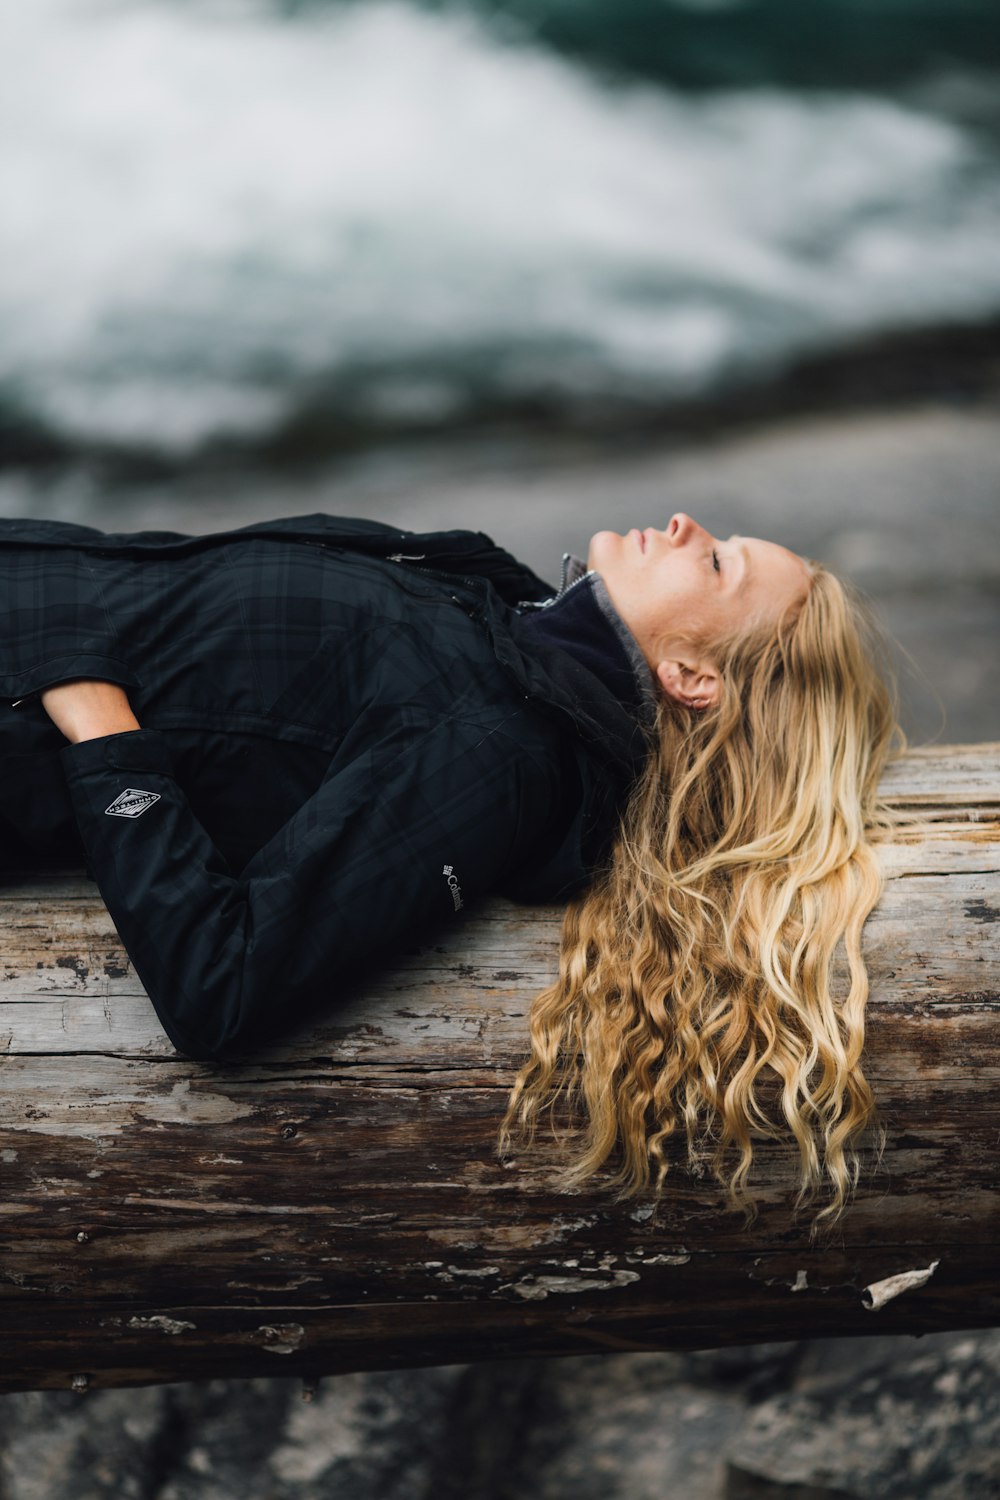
xmin=743 ymin=534 xmax=807 ymax=572
xmin=741 ymin=536 xmax=811 ymax=603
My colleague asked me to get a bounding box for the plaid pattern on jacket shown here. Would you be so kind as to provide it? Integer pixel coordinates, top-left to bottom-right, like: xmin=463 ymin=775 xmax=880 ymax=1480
xmin=0 ymin=513 xmax=651 ymax=1060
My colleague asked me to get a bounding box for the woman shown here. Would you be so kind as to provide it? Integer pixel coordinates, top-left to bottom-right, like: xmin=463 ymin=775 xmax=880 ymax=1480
xmin=1 ymin=508 xmax=899 ymax=1220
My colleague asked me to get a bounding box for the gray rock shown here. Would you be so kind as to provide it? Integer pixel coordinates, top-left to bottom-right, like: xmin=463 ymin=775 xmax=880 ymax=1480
xmin=4 ymin=1336 xmax=999 ymax=1500
xmin=492 ymin=1354 xmax=751 ymax=1500
xmin=0 ymin=1349 xmax=771 ymax=1500
xmin=0 ymin=1385 xmax=172 ymax=1500
xmin=0 ymin=1370 xmax=466 ymax=1500
xmin=726 ymin=1331 xmax=1000 ymax=1500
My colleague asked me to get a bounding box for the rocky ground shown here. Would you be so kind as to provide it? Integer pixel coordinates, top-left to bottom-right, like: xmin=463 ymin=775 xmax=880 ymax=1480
xmin=2 ymin=1332 xmax=999 ymax=1499
xmin=2 ymin=374 xmax=998 ymax=1495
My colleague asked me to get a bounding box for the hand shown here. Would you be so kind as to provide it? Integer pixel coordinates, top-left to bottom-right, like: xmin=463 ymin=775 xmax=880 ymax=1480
xmin=41 ymin=679 xmax=141 ymax=744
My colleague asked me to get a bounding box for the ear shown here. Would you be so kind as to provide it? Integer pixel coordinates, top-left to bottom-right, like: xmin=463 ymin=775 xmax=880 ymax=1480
xmin=656 ymin=657 xmax=720 ymax=712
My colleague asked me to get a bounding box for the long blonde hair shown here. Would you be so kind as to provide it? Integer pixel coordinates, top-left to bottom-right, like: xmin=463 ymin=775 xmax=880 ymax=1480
xmin=500 ymin=565 xmax=903 ymax=1225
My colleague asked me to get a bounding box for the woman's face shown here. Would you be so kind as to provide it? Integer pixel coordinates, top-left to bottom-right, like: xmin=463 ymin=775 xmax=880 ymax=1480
xmin=588 ymin=512 xmax=812 ymax=707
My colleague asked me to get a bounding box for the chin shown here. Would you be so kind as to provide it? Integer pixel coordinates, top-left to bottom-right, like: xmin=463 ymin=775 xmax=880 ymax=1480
xmin=586 ymin=529 xmax=620 ymax=572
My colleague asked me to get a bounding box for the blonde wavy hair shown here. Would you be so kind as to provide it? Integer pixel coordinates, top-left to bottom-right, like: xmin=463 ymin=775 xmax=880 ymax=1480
xmin=500 ymin=564 xmax=903 ymax=1226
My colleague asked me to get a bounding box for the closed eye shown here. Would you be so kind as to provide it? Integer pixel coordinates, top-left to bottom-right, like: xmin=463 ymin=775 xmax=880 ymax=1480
xmin=712 ymin=548 xmax=721 ymax=573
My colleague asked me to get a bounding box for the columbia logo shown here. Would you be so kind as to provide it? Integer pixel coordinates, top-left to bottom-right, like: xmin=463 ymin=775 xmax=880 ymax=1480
xmin=442 ymin=863 xmax=464 ymax=912
xmin=105 ymin=788 xmax=161 ymax=819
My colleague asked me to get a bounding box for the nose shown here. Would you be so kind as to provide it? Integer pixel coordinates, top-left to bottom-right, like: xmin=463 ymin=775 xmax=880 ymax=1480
xmin=666 ymin=513 xmax=710 ymax=547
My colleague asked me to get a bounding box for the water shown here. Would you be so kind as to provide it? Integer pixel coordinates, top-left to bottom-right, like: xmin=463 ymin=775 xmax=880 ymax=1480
xmin=2 ymin=0 xmax=1000 ymax=466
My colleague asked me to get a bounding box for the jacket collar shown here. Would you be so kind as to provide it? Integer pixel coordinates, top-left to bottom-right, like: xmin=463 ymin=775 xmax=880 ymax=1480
xmin=516 ymin=563 xmax=658 ymax=729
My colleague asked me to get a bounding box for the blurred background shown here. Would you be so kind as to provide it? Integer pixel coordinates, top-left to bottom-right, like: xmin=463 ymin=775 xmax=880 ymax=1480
xmin=1 ymin=0 xmax=999 ymax=1495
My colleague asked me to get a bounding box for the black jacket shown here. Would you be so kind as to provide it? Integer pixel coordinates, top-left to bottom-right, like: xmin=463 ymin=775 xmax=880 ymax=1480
xmin=0 ymin=513 xmax=651 ymax=1060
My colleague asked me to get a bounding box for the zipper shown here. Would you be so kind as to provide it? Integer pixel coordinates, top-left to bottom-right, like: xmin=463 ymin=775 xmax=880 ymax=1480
xmin=387 ymin=554 xmax=485 ymax=621
xmin=516 ymin=551 xmax=588 ymax=612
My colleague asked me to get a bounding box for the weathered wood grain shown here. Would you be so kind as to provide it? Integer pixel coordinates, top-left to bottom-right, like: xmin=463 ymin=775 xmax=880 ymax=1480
xmin=1 ymin=745 xmax=998 ymax=1393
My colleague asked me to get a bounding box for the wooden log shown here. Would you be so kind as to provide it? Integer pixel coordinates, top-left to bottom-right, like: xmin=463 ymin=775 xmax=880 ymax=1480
xmin=1 ymin=743 xmax=998 ymax=1394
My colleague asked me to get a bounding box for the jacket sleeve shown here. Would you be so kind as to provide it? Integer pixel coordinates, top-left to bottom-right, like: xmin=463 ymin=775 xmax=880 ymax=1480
xmin=60 ymin=715 xmax=554 ymax=1061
